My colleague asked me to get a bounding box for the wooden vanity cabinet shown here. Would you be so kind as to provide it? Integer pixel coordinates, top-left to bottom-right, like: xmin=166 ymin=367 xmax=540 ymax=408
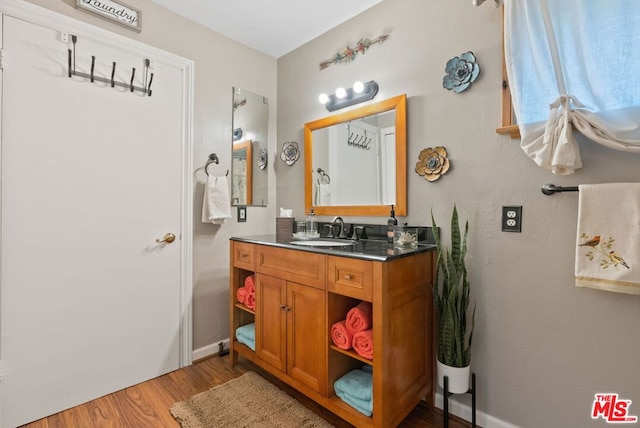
xmin=230 ymin=240 xmax=433 ymax=428
xmin=255 ymin=273 xmax=327 ymax=395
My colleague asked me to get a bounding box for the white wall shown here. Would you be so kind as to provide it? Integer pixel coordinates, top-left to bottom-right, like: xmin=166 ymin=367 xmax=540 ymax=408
xmin=23 ymin=0 xmax=278 ymax=354
xmin=277 ymin=1 xmax=640 ymax=427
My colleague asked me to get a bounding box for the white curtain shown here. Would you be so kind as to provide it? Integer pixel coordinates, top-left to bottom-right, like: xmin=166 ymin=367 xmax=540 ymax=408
xmin=504 ymin=0 xmax=640 ymax=175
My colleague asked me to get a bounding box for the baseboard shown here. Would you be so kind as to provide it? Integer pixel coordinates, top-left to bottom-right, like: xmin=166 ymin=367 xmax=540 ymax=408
xmin=193 ymin=338 xmax=230 ymax=362
xmin=435 ymin=392 xmax=520 ymax=428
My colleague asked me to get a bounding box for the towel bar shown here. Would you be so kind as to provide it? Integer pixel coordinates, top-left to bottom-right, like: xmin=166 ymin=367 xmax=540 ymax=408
xmin=541 ymin=184 xmax=579 ymax=195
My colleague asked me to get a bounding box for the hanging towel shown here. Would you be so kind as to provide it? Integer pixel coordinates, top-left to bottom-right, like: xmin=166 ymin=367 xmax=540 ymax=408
xmin=201 ymin=175 xmax=231 ymax=224
xmin=316 ymin=183 xmax=331 ymax=206
xmin=334 ymin=369 xmax=373 ymax=417
xmin=352 ymin=329 xmax=373 ymax=360
xmin=331 ymin=320 xmax=354 ymax=350
xmin=345 ymin=302 xmax=373 ymax=334
xmin=575 ymin=183 xmax=640 ymax=294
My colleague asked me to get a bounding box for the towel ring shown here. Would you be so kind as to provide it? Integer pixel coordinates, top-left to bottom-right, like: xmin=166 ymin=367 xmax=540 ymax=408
xmin=317 ymin=167 xmax=330 ymax=184
xmin=204 ymin=153 xmax=229 ymax=176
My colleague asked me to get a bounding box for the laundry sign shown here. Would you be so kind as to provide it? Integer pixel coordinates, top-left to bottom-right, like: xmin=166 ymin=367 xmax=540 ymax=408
xmin=76 ymin=0 xmax=141 ymax=32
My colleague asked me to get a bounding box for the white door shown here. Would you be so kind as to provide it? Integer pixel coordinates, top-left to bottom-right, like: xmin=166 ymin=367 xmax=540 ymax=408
xmin=0 ymin=13 xmax=192 ymax=427
xmin=379 ymin=126 xmax=396 ymax=205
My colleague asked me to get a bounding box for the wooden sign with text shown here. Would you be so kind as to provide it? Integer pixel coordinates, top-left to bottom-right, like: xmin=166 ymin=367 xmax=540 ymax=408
xmin=76 ymin=0 xmax=141 ymax=32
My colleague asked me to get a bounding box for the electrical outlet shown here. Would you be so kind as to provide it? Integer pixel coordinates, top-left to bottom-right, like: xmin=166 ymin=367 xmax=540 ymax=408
xmin=502 ymin=206 xmax=522 ymax=232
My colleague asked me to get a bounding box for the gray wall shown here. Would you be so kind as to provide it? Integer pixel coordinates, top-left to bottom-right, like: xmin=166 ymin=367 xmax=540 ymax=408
xmin=20 ymin=0 xmax=640 ymax=426
xmin=24 ymin=0 xmax=278 ymax=355
xmin=277 ymin=0 xmax=640 ymax=427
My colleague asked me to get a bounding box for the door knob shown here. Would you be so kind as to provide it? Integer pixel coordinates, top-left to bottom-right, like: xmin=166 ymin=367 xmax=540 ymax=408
xmin=155 ymin=233 xmax=176 ymax=244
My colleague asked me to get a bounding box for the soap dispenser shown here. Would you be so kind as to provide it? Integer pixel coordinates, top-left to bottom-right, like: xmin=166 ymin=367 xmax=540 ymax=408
xmin=387 ymin=205 xmax=397 ymax=243
xmin=307 ymin=208 xmax=317 ymax=235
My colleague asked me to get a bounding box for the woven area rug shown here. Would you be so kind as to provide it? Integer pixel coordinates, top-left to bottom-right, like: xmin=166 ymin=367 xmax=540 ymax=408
xmin=170 ymin=371 xmax=334 ymax=428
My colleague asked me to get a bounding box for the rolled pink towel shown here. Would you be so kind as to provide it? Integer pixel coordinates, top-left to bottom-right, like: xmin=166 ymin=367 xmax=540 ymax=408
xmin=352 ymin=329 xmax=373 ymax=360
xmin=345 ymin=302 xmax=372 ymax=334
xmin=245 ymin=291 xmax=256 ymax=310
xmin=331 ymin=320 xmax=354 ymax=350
xmin=244 ymin=275 xmax=255 ymax=294
xmin=236 ymin=286 xmax=248 ymax=304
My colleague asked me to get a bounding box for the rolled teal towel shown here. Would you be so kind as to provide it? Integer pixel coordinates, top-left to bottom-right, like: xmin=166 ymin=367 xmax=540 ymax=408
xmin=334 ymin=369 xmax=373 ymax=416
xmin=236 ymin=323 xmax=255 ymax=351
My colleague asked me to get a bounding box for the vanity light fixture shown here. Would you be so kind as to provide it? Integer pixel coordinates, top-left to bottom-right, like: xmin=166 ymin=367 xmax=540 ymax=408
xmin=319 ymin=80 xmax=379 ymax=112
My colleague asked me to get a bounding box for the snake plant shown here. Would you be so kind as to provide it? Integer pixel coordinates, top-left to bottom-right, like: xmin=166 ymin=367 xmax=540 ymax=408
xmin=432 ymin=205 xmax=475 ymax=368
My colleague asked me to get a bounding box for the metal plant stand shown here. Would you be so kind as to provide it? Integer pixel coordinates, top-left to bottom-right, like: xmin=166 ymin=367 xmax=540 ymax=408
xmin=443 ymin=372 xmax=476 ymax=428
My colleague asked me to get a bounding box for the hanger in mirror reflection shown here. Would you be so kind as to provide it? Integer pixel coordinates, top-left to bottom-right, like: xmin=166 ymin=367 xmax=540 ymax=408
xmin=204 ymin=153 xmax=229 ymax=176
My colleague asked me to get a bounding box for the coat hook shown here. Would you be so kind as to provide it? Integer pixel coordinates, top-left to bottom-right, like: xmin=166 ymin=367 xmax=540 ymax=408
xmin=130 ymin=67 xmax=136 ymax=92
xmin=111 ymin=62 xmax=116 ymax=88
xmin=90 ymin=56 xmax=95 ymax=82
xmin=147 ymin=73 xmax=154 ymax=96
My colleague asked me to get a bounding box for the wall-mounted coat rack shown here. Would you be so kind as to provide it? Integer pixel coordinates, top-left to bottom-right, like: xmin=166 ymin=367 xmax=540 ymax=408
xmin=346 ymin=123 xmax=372 ymax=150
xmin=67 ymin=35 xmax=153 ymax=96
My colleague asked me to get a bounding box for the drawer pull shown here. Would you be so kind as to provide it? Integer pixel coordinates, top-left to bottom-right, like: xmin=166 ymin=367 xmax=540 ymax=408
xmin=344 ymin=274 xmax=353 ymax=280
xmin=239 ymin=252 xmax=249 ymax=259
xmin=280 ymin=305 xmax=291 ymax=312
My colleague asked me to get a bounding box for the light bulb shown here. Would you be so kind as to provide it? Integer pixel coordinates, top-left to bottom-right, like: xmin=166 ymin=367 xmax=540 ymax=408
xmin=335 ymin=87 xmax=347 ymax=99
xmin=318 ymin=93 xmax=330 ymax=104
xmin=353 ymin=81 xmax=365 ymax=93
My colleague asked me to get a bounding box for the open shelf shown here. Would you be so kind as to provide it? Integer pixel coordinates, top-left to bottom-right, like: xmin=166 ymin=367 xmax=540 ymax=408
xmin=328 ymin=394 xmax=373 ymax=425
xmin=235 ymin=302 xmax=255 ymax=314
xmin=330 ymin=345 xmax=373 ymax=365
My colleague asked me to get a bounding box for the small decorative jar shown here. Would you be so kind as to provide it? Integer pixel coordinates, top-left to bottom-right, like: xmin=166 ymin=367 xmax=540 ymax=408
xmin=393 ymin=226 xmax=418 ymax=249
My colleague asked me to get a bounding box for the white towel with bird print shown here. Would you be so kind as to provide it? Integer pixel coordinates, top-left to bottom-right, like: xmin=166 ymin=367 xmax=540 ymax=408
xmin=576 ymin=183 xmax=640 ymax=294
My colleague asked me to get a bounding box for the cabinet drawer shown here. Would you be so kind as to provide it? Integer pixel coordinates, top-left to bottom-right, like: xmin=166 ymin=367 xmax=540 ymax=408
xmin=232 ymin=241 xmax=255 ymax=270
xmin=327 ymin=256 xmax=373 ymax=301
xmin=256 ymin=245 xmax=326 ymax=289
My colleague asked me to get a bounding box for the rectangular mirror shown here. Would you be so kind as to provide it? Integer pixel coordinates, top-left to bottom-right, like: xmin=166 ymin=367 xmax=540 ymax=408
xmin=304 ymin=94 xmax=407 ymax=216
xmin=232 ymin=87 xmax=269 ymax=206
xmin=231 ymin=140 xmax=252 ymax=205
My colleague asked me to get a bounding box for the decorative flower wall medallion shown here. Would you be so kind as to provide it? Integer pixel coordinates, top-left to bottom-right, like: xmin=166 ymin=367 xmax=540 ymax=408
xmin=443 ymin=51 xmax=480 ymax=93
xmin=258 ymin=148 xmax=268 ymax=170
xmin=415 ymin=147 xmax=451 ymax=182
xmin=280 ymin=142 xmax=300 ymax=166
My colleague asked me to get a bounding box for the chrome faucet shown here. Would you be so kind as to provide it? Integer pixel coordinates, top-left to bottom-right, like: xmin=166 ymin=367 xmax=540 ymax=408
xmin=331 ymin=216 xmax=347 ymax=239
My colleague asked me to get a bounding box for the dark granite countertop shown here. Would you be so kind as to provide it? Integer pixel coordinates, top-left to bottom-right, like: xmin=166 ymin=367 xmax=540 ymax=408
xmin=230 ymin=234 xmax=435 ymax=261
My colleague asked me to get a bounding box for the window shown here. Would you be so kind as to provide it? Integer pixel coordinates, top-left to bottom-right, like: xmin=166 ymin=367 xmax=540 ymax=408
xmin=502 ymin=0 xmax=640 ymax=175
xmin=495 ymin=6 xmax=519 ymax=139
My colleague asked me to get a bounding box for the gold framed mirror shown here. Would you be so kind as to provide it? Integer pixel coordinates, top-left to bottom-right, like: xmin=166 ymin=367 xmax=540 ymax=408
xmin=304 ymin=94 xmax=407 ymax=216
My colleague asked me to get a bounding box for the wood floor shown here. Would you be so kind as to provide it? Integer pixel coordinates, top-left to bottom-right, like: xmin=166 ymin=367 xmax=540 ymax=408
xmin=20 ymin=354 xmax=472 ymax=428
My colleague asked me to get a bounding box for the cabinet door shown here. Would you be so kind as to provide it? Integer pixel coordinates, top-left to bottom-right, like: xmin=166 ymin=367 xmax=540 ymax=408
xmin=255 ymin=274 xmax=287 ymax=371
xmin=287 ymin=282 xmax=327 ymax=395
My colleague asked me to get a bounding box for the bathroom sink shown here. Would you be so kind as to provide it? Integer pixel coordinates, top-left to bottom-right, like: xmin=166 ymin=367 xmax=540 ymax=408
xmin=289 ymin=239 xmax=356 ymax=247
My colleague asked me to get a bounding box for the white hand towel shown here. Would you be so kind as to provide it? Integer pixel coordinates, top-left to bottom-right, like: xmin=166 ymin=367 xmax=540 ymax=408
xmin=201 ymin=175 xmax=231 ymax=224
xmin=575 ymin=183 xmax=640 ymax=294
xmin=317 ymin=183 xmax=331 ymax=206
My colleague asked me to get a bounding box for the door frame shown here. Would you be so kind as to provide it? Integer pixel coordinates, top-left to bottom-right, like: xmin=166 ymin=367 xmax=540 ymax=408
xmin=0 ymin=0 xmax=194 ymax=367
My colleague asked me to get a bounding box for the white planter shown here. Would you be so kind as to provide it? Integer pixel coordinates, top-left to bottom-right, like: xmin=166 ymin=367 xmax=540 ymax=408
xmin=437 ymin=360 xmax=470 ymax=394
